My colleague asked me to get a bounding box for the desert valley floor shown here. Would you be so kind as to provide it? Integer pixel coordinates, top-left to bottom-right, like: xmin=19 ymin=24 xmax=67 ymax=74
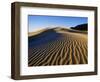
xmin=28 ymin=28 xmax=88 ymax=66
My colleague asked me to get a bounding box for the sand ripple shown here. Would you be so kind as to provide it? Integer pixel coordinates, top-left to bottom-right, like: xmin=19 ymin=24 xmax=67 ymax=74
xmin=28 ymin=29 xmax=88 ymax=66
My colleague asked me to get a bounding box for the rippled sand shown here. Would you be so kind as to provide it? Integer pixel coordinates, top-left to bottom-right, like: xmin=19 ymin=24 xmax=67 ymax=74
xmin=28 ymin=28 xmax=88 ymax=66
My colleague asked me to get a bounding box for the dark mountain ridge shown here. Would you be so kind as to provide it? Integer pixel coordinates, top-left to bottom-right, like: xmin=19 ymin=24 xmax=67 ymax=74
xmin=71 ymin=23 xmax=88 ymax=31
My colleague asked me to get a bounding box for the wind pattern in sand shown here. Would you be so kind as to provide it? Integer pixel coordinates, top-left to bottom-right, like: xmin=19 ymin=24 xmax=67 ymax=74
xmin=28 ymin=28 xmax=88 ymax=66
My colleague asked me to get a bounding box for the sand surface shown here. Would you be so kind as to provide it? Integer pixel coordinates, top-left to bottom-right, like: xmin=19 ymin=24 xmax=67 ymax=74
xmin=28 ymin=28 xmax=88 ymax=66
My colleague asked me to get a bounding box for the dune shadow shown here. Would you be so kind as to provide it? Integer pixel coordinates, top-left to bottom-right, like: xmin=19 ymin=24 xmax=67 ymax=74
xmin=28 ymin=29 xmax=62 ymax=48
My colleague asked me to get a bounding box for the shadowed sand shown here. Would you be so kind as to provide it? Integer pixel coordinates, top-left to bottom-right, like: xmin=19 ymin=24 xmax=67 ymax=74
xmin=28 ymin=27 xmax=88 ymax=66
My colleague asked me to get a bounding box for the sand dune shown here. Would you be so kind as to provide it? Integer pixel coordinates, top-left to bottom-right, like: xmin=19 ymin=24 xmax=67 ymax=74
xmin=28 ymin=27 xmax=88 ymax=66
xmin=28 ymin=28 xmax=48 ymax=37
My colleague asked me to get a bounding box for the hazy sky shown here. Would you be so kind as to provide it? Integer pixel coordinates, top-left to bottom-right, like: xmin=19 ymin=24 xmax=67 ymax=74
xmin=28 ymin=15 xmax=87 ymax=32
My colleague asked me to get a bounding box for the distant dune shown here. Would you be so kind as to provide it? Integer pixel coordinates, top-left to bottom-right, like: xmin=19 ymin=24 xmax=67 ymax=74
xmin=28 ymin=27 xmax=88 ymax=66
xmin=28 ymin=28 xmax=48 ymax=37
